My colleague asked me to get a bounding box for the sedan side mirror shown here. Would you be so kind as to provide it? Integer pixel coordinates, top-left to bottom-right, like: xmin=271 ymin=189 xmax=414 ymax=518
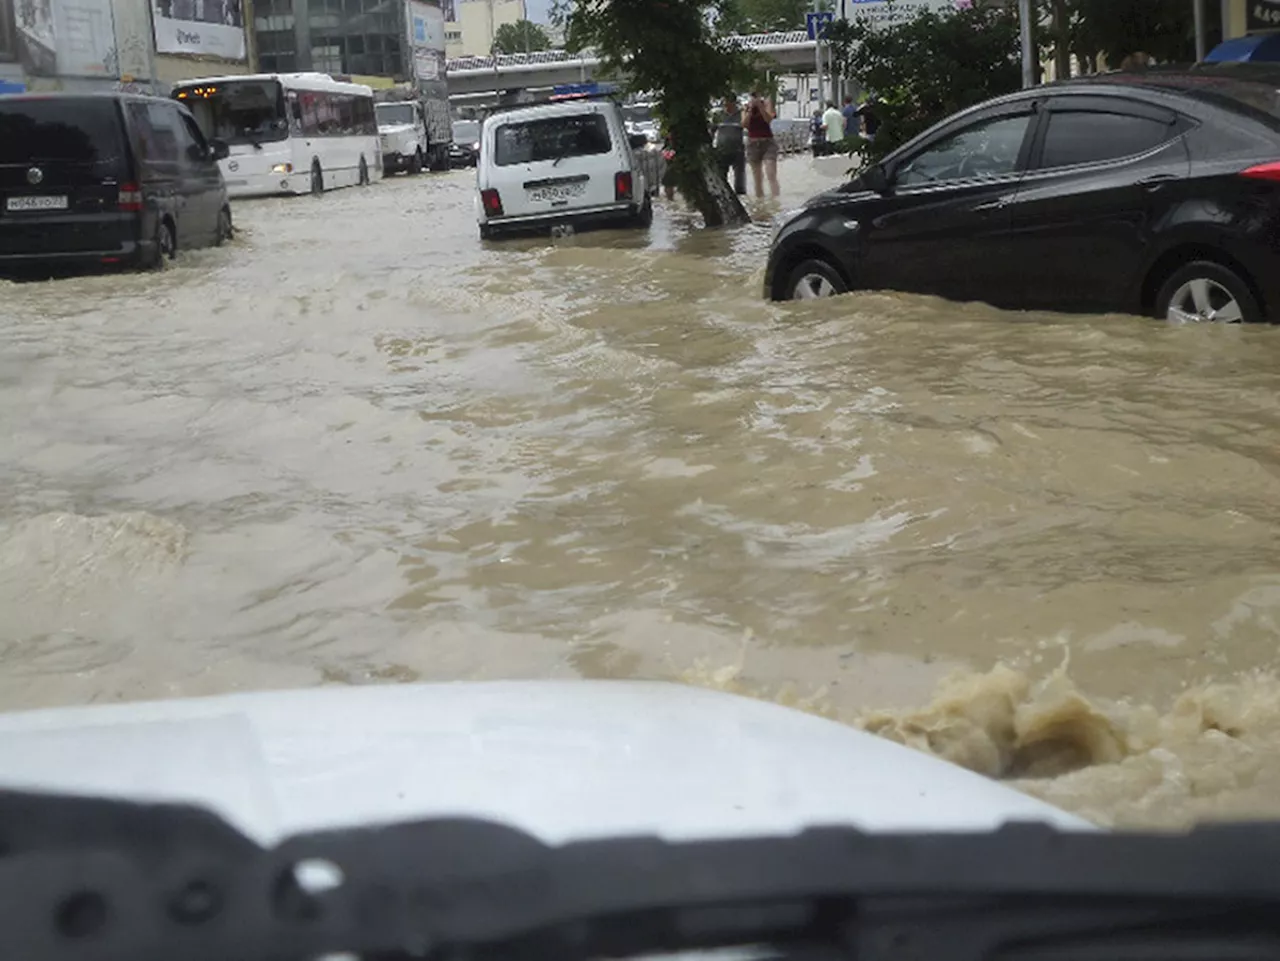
xmin=860 ymin=163 xmax=890 ymax=193
xmin=209 ymin=138 xmax=230 ymax=161
xmin=629 ymin=133 xmax=649 ymax=151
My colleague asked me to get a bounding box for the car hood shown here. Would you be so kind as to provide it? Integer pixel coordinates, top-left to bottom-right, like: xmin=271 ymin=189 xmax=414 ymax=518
xmin=0 ymin=680 xmax=1092 ymax=845
xmin=378 ymin=123 xmax=416 ymax=136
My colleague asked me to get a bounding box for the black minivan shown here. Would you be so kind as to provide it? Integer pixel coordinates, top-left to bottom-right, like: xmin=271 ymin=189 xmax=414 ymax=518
xmin=0 ymin=93 xmax=232 ymax=271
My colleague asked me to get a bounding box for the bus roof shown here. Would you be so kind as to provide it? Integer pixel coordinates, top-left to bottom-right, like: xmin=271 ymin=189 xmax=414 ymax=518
xmin=171 ymin=72 xmax=375 ymax=97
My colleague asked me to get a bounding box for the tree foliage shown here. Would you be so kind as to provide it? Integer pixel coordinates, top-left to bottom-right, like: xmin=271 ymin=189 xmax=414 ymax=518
xmin=830 ymin=4 xmax=1022 ymax=164
xmin=492 ymin=20 xmax=553 ymax=54
xmin=1037 ymin=0 xmax=1221 ymax=71
xmin=560 ymin=0 xmax=756 ymax=226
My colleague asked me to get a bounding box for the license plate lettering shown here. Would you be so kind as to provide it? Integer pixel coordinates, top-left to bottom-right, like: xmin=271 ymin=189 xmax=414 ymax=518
xmin=7 ymin=195 xmax=69 ymax=211
xmin=528 ymin=183 xmax=585 ymax=203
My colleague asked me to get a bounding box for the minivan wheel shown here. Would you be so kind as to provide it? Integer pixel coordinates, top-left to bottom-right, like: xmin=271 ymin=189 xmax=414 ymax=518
xmin=786 ymin=258 xmax=847 ymax=300
xmin=310 ymin=162 xmax=323 ymax=195
xmin=215 ymin=207 xmax=232 ymax=246
xmin=1156 ymin=260 xmax=1260 ymax=324
xmin=151 ymin=219 xmax=176 ymax=270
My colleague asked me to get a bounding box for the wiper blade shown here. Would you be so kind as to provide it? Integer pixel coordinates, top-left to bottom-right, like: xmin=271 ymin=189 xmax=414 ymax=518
xmin=4 ymin=789 xmax=1280 ymax=961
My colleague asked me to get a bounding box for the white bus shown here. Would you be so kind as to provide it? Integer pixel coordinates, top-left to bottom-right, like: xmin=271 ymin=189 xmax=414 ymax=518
xmin=173 ymin=72 xmax=384 ymax=198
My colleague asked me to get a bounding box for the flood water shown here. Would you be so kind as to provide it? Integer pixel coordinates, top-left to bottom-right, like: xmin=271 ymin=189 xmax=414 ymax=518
xmin=3 ymin=155 xmax=1280 ymax=829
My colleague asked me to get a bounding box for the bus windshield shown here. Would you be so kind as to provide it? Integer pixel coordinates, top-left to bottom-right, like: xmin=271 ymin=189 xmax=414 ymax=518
xmin=376 ymin=103 xmax=416 ymax=127
xmin=174 ymin=79 xmax=288 ymax=147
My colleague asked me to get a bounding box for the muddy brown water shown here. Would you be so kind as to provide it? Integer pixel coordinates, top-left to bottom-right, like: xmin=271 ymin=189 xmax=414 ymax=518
xmin=3 ymin=155 xmax=1280 ymax=829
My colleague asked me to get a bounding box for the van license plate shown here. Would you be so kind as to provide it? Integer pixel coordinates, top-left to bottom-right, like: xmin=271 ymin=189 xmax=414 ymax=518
xmin=7 ymin=195 xmax=69 ymax=211
xmin=528 ymin=183 xmax=585 ymax=203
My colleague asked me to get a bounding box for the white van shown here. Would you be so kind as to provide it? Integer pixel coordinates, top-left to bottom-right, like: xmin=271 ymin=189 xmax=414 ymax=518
xmin=475 ymin=97 xmax=653 ymax=239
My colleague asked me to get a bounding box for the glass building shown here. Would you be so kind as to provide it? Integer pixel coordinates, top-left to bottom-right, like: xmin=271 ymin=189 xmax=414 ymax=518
xmin=254 ymin=0 xmax=410 ymax=78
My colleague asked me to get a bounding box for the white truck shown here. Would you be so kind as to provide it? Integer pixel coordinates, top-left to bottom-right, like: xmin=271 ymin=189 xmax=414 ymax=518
xmin=376 ymin=98 xmax=431 ymax=175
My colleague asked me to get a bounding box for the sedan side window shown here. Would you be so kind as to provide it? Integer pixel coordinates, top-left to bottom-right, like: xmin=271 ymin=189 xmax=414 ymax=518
xmin=1038 ymin=110 xmax=1174 ymax=169
xmin=896 ymin=114 xmax=1032 ymax=187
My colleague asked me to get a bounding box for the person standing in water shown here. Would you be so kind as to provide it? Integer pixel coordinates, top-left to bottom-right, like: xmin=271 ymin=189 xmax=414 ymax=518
xmin=744 ymin=90 xmax=779 ymax=198
xmin=712 ymin=95 xmax=746 ymax=195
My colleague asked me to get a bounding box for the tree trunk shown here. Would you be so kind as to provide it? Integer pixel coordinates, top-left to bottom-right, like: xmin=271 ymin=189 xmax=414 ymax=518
xmin=676 ymin=145 xmax=750 ymax=228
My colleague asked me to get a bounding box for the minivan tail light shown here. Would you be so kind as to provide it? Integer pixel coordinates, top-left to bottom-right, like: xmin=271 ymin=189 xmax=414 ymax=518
xmin=480 ymin=188 xmax=503 ymax=216
xmin=615 ymin=171 xmax=633 ymax=201
xmin=118 ymin=184 xmax=143 ymax=211
xmin=1239 ymin=161 xmax=1280 ymax=182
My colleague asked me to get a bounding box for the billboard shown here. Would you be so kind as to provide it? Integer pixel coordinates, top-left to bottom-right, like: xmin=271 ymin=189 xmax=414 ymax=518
xmin=12 ymin=0 xmax=119 ymax=78
xmin=406 ymin=0 xmax=445 ymax=82
xmin=151 ymin=0 xmax=246 ymax=60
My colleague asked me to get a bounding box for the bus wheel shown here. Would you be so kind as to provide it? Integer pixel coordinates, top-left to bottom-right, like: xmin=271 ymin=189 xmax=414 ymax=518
xmin=359 ymin=156 xmax=370 ymax=185
xmin=409 ymin=149 xmax=423 ymax=175
xmin=310 ymin=161 xmax=323 ymax=195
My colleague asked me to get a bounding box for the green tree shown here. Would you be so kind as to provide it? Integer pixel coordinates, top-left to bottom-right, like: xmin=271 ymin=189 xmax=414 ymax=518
xmin=829 ymin=3 xmax=1022 ymax=163
xmin=492 ymin=19 xmax=553 ymax=54
xmin=559 ymin=0 xmax=757 ymax=226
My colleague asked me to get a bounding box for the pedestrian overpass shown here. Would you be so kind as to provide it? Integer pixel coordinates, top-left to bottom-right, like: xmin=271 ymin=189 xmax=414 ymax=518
xmin=445 ymin=31 xmax=818 ymax=100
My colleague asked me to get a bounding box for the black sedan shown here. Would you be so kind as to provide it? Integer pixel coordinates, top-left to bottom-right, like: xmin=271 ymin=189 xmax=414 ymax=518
xmin=766 ymin=64 xmax=1280 ymax=323
xmin=449 ymin=120 xmax=480 ymax=168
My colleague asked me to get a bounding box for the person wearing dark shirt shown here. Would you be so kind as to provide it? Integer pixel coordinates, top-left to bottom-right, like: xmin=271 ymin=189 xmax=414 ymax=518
xmin=857 ymin=98 xmax=881 ymax=141
xmin=712 ymin=96 xmax=746 ymax=196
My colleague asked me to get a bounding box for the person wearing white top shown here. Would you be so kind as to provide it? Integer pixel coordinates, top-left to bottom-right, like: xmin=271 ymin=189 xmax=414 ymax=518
xmin=821 ymin=101 xmax=846 ymax=146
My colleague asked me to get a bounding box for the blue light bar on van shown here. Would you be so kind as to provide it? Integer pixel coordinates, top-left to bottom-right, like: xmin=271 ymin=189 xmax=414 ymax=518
xmin=549 ymin=82 xmax=618 ymax=100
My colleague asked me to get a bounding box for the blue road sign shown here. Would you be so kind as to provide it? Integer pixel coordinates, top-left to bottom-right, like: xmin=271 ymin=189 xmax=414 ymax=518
xmin=805 ymin=10 xmax=834 ymax=39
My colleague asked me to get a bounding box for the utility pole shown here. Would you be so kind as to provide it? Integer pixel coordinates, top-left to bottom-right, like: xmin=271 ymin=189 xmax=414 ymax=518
xmin=1018 ymin=0 xmax=1036 ymax=88
xmin=1193 ymin=0 xmax=1207 ymax=61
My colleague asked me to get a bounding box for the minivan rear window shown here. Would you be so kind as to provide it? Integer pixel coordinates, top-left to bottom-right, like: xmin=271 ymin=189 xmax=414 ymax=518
xmin=493 ymin=113 xmax=612 ymax=166
xmin=0 ymin=98 xmax=126 ymax=168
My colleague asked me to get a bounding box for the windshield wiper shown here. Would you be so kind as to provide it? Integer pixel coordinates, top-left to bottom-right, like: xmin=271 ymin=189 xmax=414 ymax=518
xmin=3 ymin=788 xmax=1280 ymax=961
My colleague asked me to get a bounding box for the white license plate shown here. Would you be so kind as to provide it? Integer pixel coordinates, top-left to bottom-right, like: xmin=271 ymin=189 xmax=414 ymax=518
xmin=528 ymin=183 xmax=585 ymax=203
xmin=7 ymin=195 xmax=68 ymax=211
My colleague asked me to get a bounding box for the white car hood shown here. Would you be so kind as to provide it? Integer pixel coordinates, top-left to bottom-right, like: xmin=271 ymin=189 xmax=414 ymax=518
xmin=0 ymin=680 xmax=1092 ymax=845
xmin=378 ymin=123 xmax=416 ymax=136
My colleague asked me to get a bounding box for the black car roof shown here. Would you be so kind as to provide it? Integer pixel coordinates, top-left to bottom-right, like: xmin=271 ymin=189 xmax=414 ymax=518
xmin=0 ymin=91 xmax=177 ymax=105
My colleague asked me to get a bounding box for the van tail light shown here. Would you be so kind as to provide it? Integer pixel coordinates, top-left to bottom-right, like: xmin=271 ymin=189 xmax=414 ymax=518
xmin=615 ymin=171 xmax=633 ymax=201
xmin=480 ymin=188 xmax=503 ymax=216
xmin=118 ymin=183 xmax=143 ymax=211
xmin=1239 ymin=161 xmax=1280 ymax=182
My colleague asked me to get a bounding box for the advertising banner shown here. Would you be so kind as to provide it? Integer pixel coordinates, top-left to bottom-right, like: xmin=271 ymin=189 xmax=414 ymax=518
xmin=55 ymin=0 xmax=119 ymax=77
xmin=1248 ymin=0 xmax=1280 ymax=31
xmin=112 ymin=0 xmax=154 ymax=80
xmin=406 ymin=0 xmax=445 ymax=83
xmin=12 ymin=0 xmax=119 ymax=78
xmin=151 ymin=0 xmax=246 ymax=60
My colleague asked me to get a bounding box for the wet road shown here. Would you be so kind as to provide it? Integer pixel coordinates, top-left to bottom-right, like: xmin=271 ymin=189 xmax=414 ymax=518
xmin=3 ymin=157 xmax=1280 ymax=828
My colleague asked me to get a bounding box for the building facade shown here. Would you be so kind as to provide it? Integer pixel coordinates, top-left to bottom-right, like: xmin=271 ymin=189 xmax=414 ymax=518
xmin=0 ymin=0 xmax=256 ymax=94
xmin=444 ymin=0 xmax=525 ymax=58
xmin=254 ymin=0 xmax=427 ymax=77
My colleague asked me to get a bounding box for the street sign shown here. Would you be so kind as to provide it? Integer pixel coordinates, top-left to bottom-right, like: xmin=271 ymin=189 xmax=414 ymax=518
xmin=805 ymin=11 xmax=834 ymax=40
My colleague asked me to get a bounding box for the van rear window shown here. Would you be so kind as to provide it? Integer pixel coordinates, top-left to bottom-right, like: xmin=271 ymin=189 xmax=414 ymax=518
xmin=0 ymin=99 xmax=126 ymax=168
xmin=493 ymin=113 xmax=612 ymax=166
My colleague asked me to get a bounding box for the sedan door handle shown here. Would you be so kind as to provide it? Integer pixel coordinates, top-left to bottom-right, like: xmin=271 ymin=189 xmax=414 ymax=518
xmin=1138 ymin=173 xmax=1178 ymax=191
xmin=973 ymin=198 xmax=1009 ymax=212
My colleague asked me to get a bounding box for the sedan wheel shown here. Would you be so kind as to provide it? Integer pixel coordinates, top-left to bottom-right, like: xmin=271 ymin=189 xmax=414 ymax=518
xmin=1156 ymin=260 xmax=1259 ymax=324
xmin=785 ymin=258 xmax=847 ymax=301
